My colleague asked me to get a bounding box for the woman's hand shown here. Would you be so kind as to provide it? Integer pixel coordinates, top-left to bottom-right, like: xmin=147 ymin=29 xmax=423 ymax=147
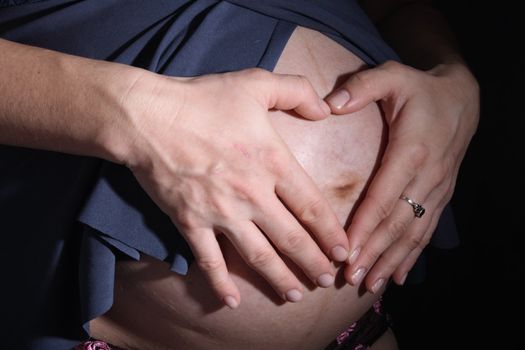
xmin=326 ymin=60 xmax=479 ymax=292
xmin=122 ymin=68 xmax=349 ymax=307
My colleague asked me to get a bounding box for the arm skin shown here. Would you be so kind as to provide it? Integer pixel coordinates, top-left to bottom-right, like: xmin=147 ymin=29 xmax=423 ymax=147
xmin=0 ymin=38 xmax=137 ymax=162
xmin=0 ymin=38 xmax=351 ymax=307
xmin=326 ymin=0 xmax=480 ymax=292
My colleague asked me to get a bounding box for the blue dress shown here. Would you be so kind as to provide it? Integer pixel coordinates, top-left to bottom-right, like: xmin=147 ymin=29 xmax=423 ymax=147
xmin=0 ymin=1 xmax=458 ymax=348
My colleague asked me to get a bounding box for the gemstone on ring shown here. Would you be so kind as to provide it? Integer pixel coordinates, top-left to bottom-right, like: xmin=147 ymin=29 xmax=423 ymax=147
xmin=400 ymin=196 xmax=425 ymax=218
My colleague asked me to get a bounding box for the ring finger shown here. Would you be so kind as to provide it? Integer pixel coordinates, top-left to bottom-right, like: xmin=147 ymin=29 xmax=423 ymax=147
xmin=362 ymin=177 xmax=451 ymax=290
xmin=346 ymin=181 xmax=432 ymax=287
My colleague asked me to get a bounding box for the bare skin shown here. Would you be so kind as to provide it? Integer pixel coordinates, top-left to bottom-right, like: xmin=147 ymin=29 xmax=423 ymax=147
xmin=0 ymin=1 xmax=477 ymax=347
xmin=0 ymin=37 xmax=349 ymax=308
xmin=90 ymin=27 xmax=396 ymax=350
xmin=333 ymin=0 xmax=479 ymax=291
xmin=0 ymin=0 xmax=479 ymax=307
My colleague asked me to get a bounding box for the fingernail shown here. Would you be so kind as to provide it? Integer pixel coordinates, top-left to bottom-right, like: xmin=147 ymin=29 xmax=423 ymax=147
xmin=351 ymin=267 xmax=366 ymax=285
xmin=331 ymin=245 xmax=348 ymax=262
xmin=326 ymin=89 xmax=350 ymax=109
xmin=317 ymin=273 xmax=335 ymax=288
xmin=347 ymin=246 xmax=361 ymax=265
xmin=319 ymin=98 xmax=332 ymax=115
xmin=399 ymin=273 xmax=408 ymax=285
xmin=224 ymin=296 xmax=239 ymax=309
xmin=371 ymin=278 xmax=385 ymax=294
xmin=285 ymin=289 xmax=303 ymax=302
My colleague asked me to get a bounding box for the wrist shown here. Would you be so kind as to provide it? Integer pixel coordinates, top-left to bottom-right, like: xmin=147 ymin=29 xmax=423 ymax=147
xmin=94 ymin=64 xmax=152 ymax=166
xmin=101 ymin=68 xmax=187 ymax=170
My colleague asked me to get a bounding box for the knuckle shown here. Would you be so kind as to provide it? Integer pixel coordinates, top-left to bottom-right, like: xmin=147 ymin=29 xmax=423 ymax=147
xmin=443 ymin=155 xmax=456 ymax=175
xmin=320 ymin=224 xmax=343 ymax=244
xmin=271 ymin=271 xmax=294 ymax=290
xmin=246 ymin=247 xmax=276 ymax=268
xmin=383 ymin=259 xmax=400 ymax=274
xmin=196 ymin=256 xmax=223 ymax=274
xmin=380 ymin=61 xmax=412 ymax=81
xmin=368 ymin=195 xmax=391 ymax=221
xmin=436 ymin=176 xmax=455 ymax=204
xmin=432 ymin=162 xmax=449 ymax=186
xmin=279 ymin=228 xmax=307 ymax=255
xmin=296 ymin=74 xmax=313 ymax=96
xmin=405 ymin=233 xmax=424 ymax=250
xmin=352 ymin=71 xmax=373 ymax=91
xmin=442 ymin=155 xmax=455 ymax=174
xmin=298 ymin=198 xmax=326 ymax=224
xmin=230 ymin=178 xmax=259 ymax=204
xmin=408 ymin=143 xmax=429 ymax=169
xmin=365 ymin=248 xmax=381 ymax=262
xmin=444 ymin=187 xmax=454 ymax=203
xmin=420 ymin=235 xmax=431 ymax=248
xmin=245 ymin=67 xmax=269 ymax=80
xmin=381 ymin=60 xmax=402 ymax=71
xmin=387 ymin=220 xmax=409 ymax=242
xmin=173 ymin=211 xmax=199 ymax=231
xmin=303 ymin=257 xmax=329 ymax=277
xmin=262 ymin=148 xmax=290 ymax=178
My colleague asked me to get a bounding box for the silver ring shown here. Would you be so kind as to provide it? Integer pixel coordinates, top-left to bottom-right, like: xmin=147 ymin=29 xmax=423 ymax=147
xmin=400 ymin=196 xmax=425 ymax=218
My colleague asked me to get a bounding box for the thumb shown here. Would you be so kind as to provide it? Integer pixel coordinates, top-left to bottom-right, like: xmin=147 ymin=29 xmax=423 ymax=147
xmin=325 ymin=64 xmax=399 ymax=115
xmin=265 ymin=72 xmax=331 ymax=121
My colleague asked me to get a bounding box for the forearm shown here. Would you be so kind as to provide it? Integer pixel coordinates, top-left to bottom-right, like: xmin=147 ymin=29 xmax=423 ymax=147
xmin=0 ymin=38 xmax=143 ymax=163
xmin=360 ymin=0 xmax=463 ymax=69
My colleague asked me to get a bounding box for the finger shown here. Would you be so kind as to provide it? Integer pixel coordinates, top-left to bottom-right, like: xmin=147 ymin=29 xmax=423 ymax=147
xmin=325 ymin=61 xmax=408 ymax=114
xmin=183 ymin=227 xmax=241 ymax=308
xmin=262 ymin=70 xmax=331 ymax=120
xmin=362 ymin=204 xmax=434 ymax=292
xmin=348 ymin=160 xmax=449 ymax=289
xmin=254 ymin=198 xmax=337 ymax=289
xmin=345 ymin=189 xmax=420 ymax=288
xmin=365 ymin=174 xmax=450 ymax=289
xmin=382 ymin=156 xmax=457 ymax=285
xmin=392 ymin=245 xmax=425 ymax=286
xmin=223 ymin=221 xmax=305 ymax=302
xmin=346 ymin=141 xmax=429 ymax=266
xmin=392 ymin=183 xmax=453 ymax=284
xmin=274 ymin=159 xmax=349 ymax=263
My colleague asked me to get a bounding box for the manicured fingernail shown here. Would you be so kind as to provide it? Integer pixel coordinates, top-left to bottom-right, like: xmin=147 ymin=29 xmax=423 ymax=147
xmin=285 ymin=289 xmax=303 ymax=302
xmin=399 ymin=273 xmax=408 ymax=285
xmin=319 ymin=98 xmax=332 ymax=115
xmin=326 ymin=89 xmax=350 ymax=109
xmin=317 ymin=273 xmax=335 ymax=288
xmin=348 ymin=246 xmax=361 ymax=265
xmin=224 ymin=296 xmax=239 ymax=309
xmin=371 ymin=278 xmax=385 ymax=294
xmin=351 ymin=267 xmax=366 ymax=285
xmin=331 ymin=245 xmax=348 ymax=262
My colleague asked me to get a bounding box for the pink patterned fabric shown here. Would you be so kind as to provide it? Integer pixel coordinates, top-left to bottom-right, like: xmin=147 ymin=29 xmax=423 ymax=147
xmin=333 ymin=298 xmax=386 ymax=349
xmin=75 ymin=340 xmax=124 ymax=350
xmin=336 ymin=321 xmax=358 ymax=344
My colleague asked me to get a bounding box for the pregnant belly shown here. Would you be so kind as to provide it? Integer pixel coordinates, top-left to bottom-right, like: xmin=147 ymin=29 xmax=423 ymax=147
xmin=90 ymin=27 xmax=386 ymax=350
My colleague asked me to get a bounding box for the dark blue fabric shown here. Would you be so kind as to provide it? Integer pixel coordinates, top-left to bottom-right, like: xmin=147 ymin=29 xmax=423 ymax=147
xmin=0 ymin=1 xmax=457 ymax=349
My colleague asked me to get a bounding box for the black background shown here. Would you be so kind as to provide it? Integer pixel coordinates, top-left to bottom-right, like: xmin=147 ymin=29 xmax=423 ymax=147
xmin=385 ymin=1 xmax=523 ymax=349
